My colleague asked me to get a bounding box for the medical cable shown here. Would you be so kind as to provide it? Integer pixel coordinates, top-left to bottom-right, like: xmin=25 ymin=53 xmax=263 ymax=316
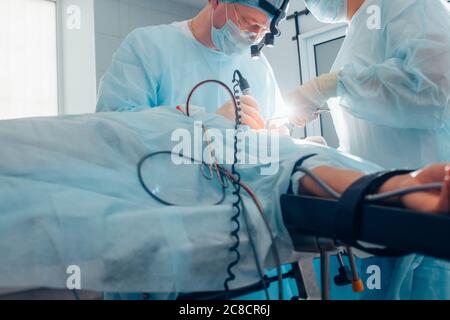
xmin=140 ymin=156 xmax=284 ymax=299
xmin=219 ymin=164 xmax=284 ymax=300
xmin=137 ymin=151 xmax=227 ymax=206
xmin=241 ymin=201 xmax=270 ymax=300
xmin=366 ymin=183 xmax=444 ymax=202
xmin=295 ymin=161 xmax=444 ymax=296
xmin=234 ymin=70 xmax=251 ymax=95
xmin=334 ymin=251 xmax=353 ymax=287
xmin=201 ymin=125 xmax=229 ymax=188
xmin=233 ymin=71 xmax=283 ymax=299
xmin=72 ymin=290 xmax=80 ymax=300
xmin=294 ymin=165 xmax=444 ymax=202
xmin=137 ymin=149 xmax=282 ymax=298
xmin=294 ymin=166 xmax=341 ymax=199
xmin=184 ymin=78 xmax=284 ymax=299
xmin=221 ymin=74 xmax=245 ymax=294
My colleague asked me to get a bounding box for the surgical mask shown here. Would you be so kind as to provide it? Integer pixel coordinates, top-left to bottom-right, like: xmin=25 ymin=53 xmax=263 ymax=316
xmin=305 ymin=0 xmax=348 ymax=23
xmin=211 ymin=5 xmax=257 ymax=56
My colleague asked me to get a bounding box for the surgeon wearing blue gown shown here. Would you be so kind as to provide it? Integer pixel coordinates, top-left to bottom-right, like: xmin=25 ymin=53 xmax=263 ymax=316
xmin=287 ymin=0 xmax=450 ymax=299
xmin=97 ymin=0 xmax=287 ymax=129
xmin=97 ymin=0 xmax=300 ymax=300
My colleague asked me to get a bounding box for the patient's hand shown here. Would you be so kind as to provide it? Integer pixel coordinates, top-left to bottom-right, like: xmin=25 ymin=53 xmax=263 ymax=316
xmin=397 ymin=164 xmax=450 ymax=214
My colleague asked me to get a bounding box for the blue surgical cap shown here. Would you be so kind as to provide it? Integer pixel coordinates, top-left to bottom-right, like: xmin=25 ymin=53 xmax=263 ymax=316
xmin=219 ymin=0 xmax=285 ymax=17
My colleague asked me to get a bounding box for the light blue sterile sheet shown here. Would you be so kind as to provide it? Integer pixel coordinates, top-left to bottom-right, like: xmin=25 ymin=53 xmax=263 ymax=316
xmin=0 ymin=107 xmax=446 ymax=299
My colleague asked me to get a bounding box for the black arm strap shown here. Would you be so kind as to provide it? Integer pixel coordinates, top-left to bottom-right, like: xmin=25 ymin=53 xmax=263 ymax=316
xmin=335 ymin=170 xmax=414 ymax=257
xmin=287 ymin=155 xmax=416 ymax=256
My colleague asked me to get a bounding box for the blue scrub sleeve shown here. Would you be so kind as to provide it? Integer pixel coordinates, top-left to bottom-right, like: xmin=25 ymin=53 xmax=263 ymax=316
xmin=96 ymin=30 xmax=160 ymax=112
xmin=337 ymin=3 xmax=450 ymax=130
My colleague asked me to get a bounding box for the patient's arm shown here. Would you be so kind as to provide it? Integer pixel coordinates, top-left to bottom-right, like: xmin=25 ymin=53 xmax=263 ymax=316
xmin=298 ymin=164 xmax=450 ymax=214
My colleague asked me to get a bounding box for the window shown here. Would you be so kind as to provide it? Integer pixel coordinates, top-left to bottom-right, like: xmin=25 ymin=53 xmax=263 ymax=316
xmin=299 ymin=24 xmax=347 ymax=147
xmin=313 ymin=36 xmax=345 ymax=148
xmin=0 ymin=0 xmax=58 ymax=120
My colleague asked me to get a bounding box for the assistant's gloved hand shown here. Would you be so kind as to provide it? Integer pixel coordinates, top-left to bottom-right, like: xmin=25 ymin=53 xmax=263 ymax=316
xmin=216 ymin=95 xmax=265 ymax=129
xmin=286 ymin=71 xmax=339 ymax=127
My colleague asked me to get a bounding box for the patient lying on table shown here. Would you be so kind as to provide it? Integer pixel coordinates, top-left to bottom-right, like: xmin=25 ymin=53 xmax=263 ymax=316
xmin=0 ymin=107 xmax=448 ymax=299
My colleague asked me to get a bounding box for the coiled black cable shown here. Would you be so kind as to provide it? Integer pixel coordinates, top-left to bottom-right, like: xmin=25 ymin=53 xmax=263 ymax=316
xmin=166 ymin=78 xmax=282 ymax=299
xmin=223 ymin=72 xmax=245 ymax=292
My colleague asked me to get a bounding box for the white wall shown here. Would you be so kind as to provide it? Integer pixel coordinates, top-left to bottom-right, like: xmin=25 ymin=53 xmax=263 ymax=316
xmin=264 ymin=1 xmax=328 ymax=95
xmin=93 ymin=0 xmax=328 ymax=97
xmin=94 ymin=0 xmax=200 ymax=87
xmin=58 ymin=0 xmax=97 ymax=115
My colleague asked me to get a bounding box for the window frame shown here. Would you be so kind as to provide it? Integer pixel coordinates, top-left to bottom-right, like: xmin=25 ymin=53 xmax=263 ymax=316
xmin=298 ymin=23 xmax=348 ymax=137
xmin=52 ymin=0 xmax=63 ymax=115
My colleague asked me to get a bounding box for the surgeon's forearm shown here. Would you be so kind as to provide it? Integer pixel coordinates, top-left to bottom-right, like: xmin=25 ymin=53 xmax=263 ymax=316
xmin=338 ymin=65 xmax=448 ymax=130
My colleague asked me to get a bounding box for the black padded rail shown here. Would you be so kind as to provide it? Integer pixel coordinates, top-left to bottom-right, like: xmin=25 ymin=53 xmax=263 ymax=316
xmin=281 ymin=195 xmax=450 ymax=261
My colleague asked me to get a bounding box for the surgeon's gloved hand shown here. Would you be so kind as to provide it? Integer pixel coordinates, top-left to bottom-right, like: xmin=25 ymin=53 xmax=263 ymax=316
xmin=216 ymin=95 xmax=265 ymax=129
xmin=287 ymin=71 xmax=339 ymax=127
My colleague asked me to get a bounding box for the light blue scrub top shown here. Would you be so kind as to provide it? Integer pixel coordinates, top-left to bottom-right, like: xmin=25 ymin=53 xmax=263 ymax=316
xmin=97 ymin=22 xmax=292 ymax=300
xmin=330 ymin=0 xmax=450 ymax=170
xmin=96 ymin=22 xmax=284 ymax=120
xmin=329 ymin=0 xmax=450 ymax=300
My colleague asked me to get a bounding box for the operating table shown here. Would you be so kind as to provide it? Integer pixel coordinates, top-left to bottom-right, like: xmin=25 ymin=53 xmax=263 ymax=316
xmin=1 ymin=104 xmax=448 ymax=300
xmin=178 ymin=194 xmax=450 ymax=300
xmin=2 ymin=194 xmax=446 ymax=300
